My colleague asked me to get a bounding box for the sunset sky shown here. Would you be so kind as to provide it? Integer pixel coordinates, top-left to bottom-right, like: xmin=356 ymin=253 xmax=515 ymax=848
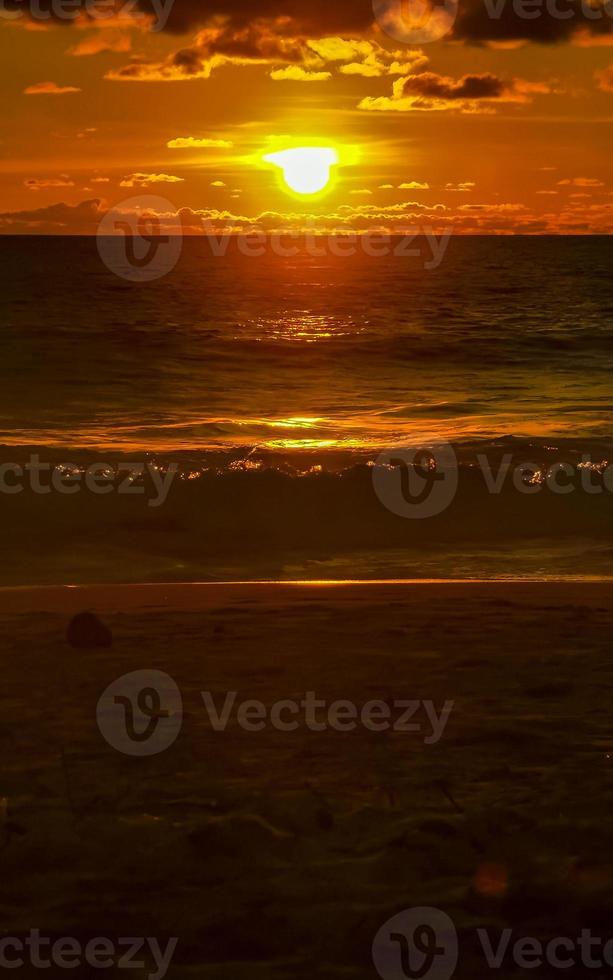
xmin=1 ymin=0 xmax=612 ymax=233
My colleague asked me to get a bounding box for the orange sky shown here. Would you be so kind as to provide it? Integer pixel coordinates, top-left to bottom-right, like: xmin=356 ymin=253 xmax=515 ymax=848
xmin=1 ymin=0 xmax=612 ymax=233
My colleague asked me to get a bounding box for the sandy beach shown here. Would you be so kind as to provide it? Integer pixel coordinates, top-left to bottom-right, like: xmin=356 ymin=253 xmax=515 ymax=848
xmin=3 ymin=580 xmax=613 ymax=977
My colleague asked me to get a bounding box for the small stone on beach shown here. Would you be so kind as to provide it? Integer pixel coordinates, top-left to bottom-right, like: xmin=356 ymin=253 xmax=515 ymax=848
xmin=66 ymin=611 xmax=112 ymax=649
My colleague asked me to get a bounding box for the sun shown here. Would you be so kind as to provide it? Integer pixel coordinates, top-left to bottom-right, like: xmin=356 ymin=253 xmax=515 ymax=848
xmin=264 ymin=147 xmax=339 ymax=196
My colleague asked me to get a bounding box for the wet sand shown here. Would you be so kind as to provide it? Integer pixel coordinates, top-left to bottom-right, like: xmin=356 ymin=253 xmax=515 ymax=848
xmin=2 ymin=580 xmax=613 ymax=977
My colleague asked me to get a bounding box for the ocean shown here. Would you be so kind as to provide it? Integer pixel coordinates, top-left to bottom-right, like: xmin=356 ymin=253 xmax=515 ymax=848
xmin=1 ymin=234 xmax=612 ymax=583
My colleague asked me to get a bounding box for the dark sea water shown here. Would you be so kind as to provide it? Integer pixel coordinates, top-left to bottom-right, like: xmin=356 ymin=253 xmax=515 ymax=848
xmin=1 ymin=235 xmax=612 ymax=454
xmin=1 ymin=235 xmax=612 ymax=583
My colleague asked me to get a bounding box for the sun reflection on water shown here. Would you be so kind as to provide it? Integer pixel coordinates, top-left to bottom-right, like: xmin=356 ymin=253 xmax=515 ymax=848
xmin=238 ymin=313 xmax=367 ymax=343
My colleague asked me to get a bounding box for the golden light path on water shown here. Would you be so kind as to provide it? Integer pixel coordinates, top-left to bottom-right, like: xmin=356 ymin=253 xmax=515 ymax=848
xmin=237 ymin=313 xmax=367 ymax=343
xmin=0 ymin=303 xmax=587 ymax=453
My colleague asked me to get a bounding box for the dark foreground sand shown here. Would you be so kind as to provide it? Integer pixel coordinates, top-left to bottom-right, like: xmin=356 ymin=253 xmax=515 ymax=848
xmin=2 ymin=581 xmax=613 ymax=978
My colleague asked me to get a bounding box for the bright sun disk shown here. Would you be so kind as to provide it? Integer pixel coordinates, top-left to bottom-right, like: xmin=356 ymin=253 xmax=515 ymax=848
xmin=264 ymin=147 xmax=339 ymax=196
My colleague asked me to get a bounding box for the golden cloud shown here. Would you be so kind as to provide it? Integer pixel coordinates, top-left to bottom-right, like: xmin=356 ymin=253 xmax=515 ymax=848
xmin=167 ymin=137 xmax=234 ymax=148
xmin=24 ymin=81 xmax=81 ymax=94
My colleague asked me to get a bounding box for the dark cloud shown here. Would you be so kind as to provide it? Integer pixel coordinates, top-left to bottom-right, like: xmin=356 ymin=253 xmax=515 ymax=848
xmin=7 ymin=0 xmax=613 ymax=43
xmin=402 ymin=71 xmax=506 ymax=99
xmin=134 ymin=0 xmax=613 ymax=41
xmin=107 ymin=19 xmax=314 ymax=80
xmin=1 ymin=0 xmax=373 ymax=35
xmin=172 ymin=47 xmax=206 ymax=74
xmin=1 ymin=196 xmax=611 ymax=235
xmin=359 ymin=69 xmax=554 ymax=111
xmin=177 ymin=22 xmax=308 ymax=63
xmin=0 ymin=199 xmax=104 ymax=233
xmin=454 ymin=0 xmax=613 ymax=43
xmin=135 ymin=0 xmax=374 ymax=35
